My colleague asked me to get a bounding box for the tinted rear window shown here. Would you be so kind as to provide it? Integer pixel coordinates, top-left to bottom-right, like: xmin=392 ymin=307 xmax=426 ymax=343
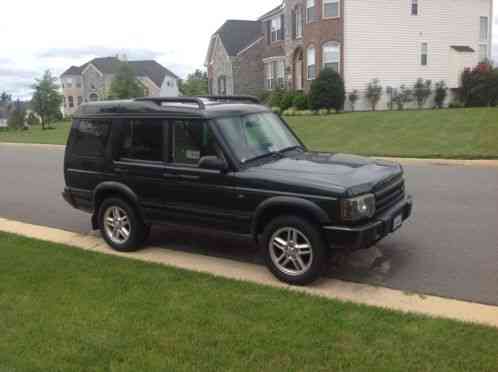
xmin=119 ymin=119 xmax=164 ymax=162
xmin=72 ymin=120 xmax=111 ymax=157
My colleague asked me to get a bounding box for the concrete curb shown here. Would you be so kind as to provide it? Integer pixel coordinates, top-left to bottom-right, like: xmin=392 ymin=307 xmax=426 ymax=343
xmin=1 ymin=216 xmax=497 ymax=328
xmin=2 ymin=142 xmax=498 ymax=167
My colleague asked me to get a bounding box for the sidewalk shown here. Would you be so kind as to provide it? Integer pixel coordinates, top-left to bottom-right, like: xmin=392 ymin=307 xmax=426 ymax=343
xmin=1 ymin=216 xmax=497 ymax=328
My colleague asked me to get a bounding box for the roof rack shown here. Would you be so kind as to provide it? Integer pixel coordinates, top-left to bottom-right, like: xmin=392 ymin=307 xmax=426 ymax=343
xmin=136 ymin=97 xmax=205 ymax=110
xmin=201 ymin=96 xmax=261 ymax=105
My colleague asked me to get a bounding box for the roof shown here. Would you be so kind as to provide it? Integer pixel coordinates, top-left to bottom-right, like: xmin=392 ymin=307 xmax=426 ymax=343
xmin=451 ymin=46 xmax=475 ymax=53
xmin=215 ymin=20 xmax=262 ymax=56
xmin=258 ymin=3 xmax=284 ymax=20
xmin=74 ymin=97 xmax=270 ymax=119
xmin=61 ymin=57 xmax=179 ymax=87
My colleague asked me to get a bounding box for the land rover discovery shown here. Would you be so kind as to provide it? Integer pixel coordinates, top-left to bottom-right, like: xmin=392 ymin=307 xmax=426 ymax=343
xmin=63 ymin=96 xmax=412 ymax=285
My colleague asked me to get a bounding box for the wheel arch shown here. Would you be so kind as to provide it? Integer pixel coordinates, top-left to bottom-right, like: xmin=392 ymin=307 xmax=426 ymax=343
xmin=251 ymin=197 xmax=330 ymax=242
xmin=92 ymin=182 xmax=144 ymax=229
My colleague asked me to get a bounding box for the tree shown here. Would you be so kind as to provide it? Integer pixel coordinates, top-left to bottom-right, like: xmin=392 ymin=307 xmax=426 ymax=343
xmin=309 ymin=68 xmax=345 ymax=113
xmin=348 ymin=90 xmax=359 ymax=112
xmin=108 ymin=62 xmax=145 ymax=99
xmin=413 ymin=78 xmax=432 ymax=109
xmin=7 ymin=100 xmax=26 ymax=130
xmin=434 ymin=81 xmax=448 ymax=109
xmin=179 ymin=69 xmax=208 ymax=96
xmin=392 ymin=85 xmax=413 ymax=110
xmin=459 ymin=63 xmax=498 ymax=107
xmin=1 ymin=91 xmax=12 ymax=103
xmin=31 ymin=70 xmax=63 ymax=130
xmin=365 ymin=79 xmax=383 ymax=111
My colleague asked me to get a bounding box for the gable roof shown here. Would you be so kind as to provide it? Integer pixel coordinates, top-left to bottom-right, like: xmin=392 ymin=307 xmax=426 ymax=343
xmin=61 ymin=57 xmax=179 ymax=87
xmin=215 ymin=20 xmax=262 ymax=56
xmin=258 ymin=3 xmax=284 ymax=21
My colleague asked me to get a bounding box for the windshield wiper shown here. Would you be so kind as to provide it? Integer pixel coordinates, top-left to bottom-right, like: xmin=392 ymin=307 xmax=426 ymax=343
xmin=278 ymin=145 xmax=304 ymax=154
xmin=243 ymin=151 xmax=283 ymax=164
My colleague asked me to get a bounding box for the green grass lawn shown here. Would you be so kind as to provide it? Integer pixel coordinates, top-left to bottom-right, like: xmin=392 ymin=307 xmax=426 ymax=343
xmin=1 ymin=232 xmax=497 ymax=372
xmin=287 ymin=108 xmax=498 ymax=159
xmin=1 ymin=108 xmax=497 ymax=159
xmin=0 ymin=121 xmax=70 ymax=145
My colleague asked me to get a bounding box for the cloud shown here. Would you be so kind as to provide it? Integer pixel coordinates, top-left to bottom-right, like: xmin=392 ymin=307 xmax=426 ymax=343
xmin=0 ymin=58 xmax=11 ymax=65
xmin=37 ymin=46 xmax=166 ymax=61
xmin=0 ymin=67 xmax=38 ymax=80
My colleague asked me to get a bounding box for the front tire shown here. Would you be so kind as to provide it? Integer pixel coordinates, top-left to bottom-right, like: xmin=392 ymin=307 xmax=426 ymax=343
xmin=262 ymin=216 xmax=328 ymax=286
xmin=99 ymin=198 xmax=146 ymax=252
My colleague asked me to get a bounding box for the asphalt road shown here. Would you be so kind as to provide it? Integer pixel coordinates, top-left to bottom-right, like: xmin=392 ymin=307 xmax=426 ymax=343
xmin=1 ymin=144 xmax=497 ymax=306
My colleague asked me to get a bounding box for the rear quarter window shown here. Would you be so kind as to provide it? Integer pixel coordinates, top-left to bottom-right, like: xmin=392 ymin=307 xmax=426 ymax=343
xmin=71 ymin=119 xmax=111 ymax=157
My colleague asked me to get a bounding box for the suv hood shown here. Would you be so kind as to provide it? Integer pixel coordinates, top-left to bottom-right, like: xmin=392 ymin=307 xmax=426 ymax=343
xmin=247 ymin=152 xmax=403 ymax=197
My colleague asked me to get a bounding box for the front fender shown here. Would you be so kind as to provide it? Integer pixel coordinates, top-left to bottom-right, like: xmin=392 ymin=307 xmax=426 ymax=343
xmin=251 ymin=196 xmax=331 ymax=239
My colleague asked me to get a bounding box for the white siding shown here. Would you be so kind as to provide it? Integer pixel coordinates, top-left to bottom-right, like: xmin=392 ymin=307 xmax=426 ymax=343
xmin=160 ymin=76 xmax=180 ymax=97
xmin=0 ymin=119 xmax=7 ymax=128
xmin=344 ymin=0 xmax=492 ymax=110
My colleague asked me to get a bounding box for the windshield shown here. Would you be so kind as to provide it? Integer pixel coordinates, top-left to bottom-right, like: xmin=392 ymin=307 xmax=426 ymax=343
xmin=215 ymin=112 xmax=301 ymax=163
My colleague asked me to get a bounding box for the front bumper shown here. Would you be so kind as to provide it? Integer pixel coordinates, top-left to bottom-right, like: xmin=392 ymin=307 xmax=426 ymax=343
xmin=323 ymin=196 xmax=413 ymax=251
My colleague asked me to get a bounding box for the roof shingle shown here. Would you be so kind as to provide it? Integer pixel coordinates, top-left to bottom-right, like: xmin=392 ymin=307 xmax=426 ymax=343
xmin=216 ymin=20 xmax=262 ymax=56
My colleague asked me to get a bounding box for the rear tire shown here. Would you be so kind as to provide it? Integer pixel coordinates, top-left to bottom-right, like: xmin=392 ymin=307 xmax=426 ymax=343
xmin=261 ymin=215 xmax=328 ymax=286
xmin=99 ymin=198 xmax=146 ymax=252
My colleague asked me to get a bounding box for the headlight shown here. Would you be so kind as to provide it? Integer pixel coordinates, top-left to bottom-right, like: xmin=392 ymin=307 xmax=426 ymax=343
xmin=341 ymin=194 xmax=376 ymax=221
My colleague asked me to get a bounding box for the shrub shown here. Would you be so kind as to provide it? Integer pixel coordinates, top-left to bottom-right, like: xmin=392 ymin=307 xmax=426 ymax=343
xmin=256 ymin=90 xmax=271 ymax=105
xmin=392 ymin=85 xmax=413 ymax=111
xmin=386 ymin=86 xmax=395 ymax=110
xmin=365 ymin=79 xmax=383 ymax=111
xmin=413 ymin=78 xmax=432 ymax=109
xmin=280 ymin=91 xmax=296 ymax=111
xmin=459 ymin=63 xmax=498 ymax=107
xmin=449 ymin=101 xmax=465 ymax=109
xmin=26 ymin=112 xmax=41 ymax=126
xmin=301 ymin=110 xmax=315 ymax=116
xmin=348 ymin=90 xmax=359 ymax=112
xmin=292 ymin=93 xmax=308 ymax=110
xmin=309 ymin=68 xmax=345 ymax=113
xmin=7 ymin=101 xmax=26 ymax=130
xmin=271 ymin=106 xmax=282 ymax=115
xmin=434 ymin=81 xmax=448 ymax=109
xmin=282 ymin=108 xmax=297 ymax=116
xmin=269 ymin=88 xmax=285 ymax=108
xmin=318 ymin=109 xmax=330 ymax=116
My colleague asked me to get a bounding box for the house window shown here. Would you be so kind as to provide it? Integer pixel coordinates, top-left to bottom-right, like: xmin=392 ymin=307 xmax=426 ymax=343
xmin=421 ymin=43 xmax=428 ymax=66
xmin=411 ymin=0 xmax=418 ymax=15
xmin=322 ymin=42 xmax=340 ymax=72
xmin=323 ymin=0 xmax=340 ymax=18
xmin=265 ymin=61 xmax=285 ymax=89
xmin=218 ymin=76 xmax=227 ymax=95
xmin=271 ymin=16 xmax=283 ymax=42
xmin=307 ymin=46 xmax=316 ymax=80
xmin=66 ymin=78 xmax=73 ymax=89
xmin=479 ymin=44 xmax=488 ymax=62
xmin=480 ymin=17 xmax=489 ymax=42
xmin=306 ymin=0 xmax=316 ymax=23
xmin=294 ymin=7 xmax=303 ymax=39
xmin=68 ymin=96 xmax=74 ymax=108
xmin=77 ymin=96 xmax=83 ymax=106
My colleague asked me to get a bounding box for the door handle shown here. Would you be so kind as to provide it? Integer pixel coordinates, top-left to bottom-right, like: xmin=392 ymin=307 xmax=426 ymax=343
xmin=178 ymin=175 xmax=200 ymax=181
xmin=114 ymin=167 xmax=129 ymax=174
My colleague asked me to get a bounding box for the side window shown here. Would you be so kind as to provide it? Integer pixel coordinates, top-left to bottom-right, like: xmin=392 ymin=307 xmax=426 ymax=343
xmin=172 ymin=120 xmax=217 ymax=166
xmin=72 ymin=119 xmax=111 ymax=158
xmin=119 ymin=119 xmax=164 ymax=162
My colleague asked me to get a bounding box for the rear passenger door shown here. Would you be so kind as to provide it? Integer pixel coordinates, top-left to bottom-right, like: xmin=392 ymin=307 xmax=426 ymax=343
xmin=162 ymin=119 xmax=249 ymax=233
xmin=112 ymin=118 xmax=168 ymax=222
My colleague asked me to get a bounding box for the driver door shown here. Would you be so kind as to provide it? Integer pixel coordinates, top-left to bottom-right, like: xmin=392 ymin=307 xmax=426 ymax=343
xmin=162 ymin=119 xmax=249 ymax=233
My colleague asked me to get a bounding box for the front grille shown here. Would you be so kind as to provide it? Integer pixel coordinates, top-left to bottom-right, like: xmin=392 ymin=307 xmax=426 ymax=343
xmin=374 ymin=175 xmax=405 ymax=216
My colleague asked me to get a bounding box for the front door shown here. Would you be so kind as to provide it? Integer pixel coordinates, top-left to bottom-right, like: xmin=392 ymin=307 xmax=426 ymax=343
xmin=295 ymin=60 xmax=303 ymax=91
xmin=162 ymin=119 xmax=249 ymax=233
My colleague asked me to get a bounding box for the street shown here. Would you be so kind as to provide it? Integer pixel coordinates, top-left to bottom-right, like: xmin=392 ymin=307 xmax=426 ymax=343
xmin=1 ymin=144 xmax=497 ymax=305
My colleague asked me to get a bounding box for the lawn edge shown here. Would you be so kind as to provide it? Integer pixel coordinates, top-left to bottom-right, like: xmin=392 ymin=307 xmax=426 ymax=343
xmin=1 ymin=216 xmax=497 ymax=328
xmin=1 ymin=142 xmax=498 ymax=166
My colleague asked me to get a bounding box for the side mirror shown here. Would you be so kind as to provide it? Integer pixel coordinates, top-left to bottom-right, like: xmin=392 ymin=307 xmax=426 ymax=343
xmin=199 ymin=156 xmax=228 ymax=172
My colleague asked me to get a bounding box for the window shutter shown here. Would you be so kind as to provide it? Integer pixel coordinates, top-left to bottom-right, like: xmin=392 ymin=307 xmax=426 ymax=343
xmin=280 ymin=14 xmax=285 ymax=40
xmin=266 ymin=21 xmax=271 ymax=45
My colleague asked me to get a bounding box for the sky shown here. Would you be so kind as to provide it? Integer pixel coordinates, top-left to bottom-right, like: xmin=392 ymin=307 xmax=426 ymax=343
xmin=0 ymin=0 xmax=497 ymax=100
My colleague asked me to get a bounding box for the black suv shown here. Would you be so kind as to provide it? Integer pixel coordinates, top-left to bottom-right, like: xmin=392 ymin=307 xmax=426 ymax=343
xmin=63 ymin=96 xmax=412 ymax=285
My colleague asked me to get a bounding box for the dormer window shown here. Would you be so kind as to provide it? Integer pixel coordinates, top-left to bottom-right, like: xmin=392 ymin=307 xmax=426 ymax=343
xmin=271 ymin=16 xmax=283 ymax=42
xmin=411 ymin=0 xmax=418 ymax=15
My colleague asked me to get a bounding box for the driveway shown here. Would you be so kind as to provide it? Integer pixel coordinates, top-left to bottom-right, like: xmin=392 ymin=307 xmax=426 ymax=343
xmin=1 ymin=144 xmax=497 ymax=305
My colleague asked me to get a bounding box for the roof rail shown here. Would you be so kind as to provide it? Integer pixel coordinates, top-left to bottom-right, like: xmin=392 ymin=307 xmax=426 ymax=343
xmin=201 ymin=96 xmax=261 ymax=104
xmin=136 ymin=97 xmax=205 ymax=110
